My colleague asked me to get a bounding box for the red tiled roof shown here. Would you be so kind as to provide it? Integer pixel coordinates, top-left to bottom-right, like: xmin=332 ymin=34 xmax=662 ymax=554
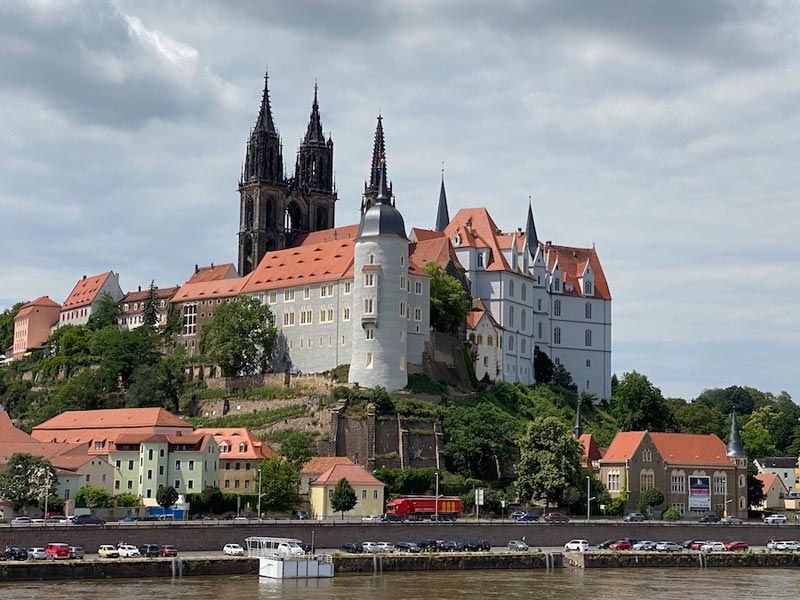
xmin=544 ymin=243 xmax=612 ymax=301
xmin=410 ymin=228 xmax=446 ymax=242
xmin=444 ymin=208 xmax=512 ymax=272
xmin=466 ymin=298 xmax=500 ymax=329
xmin=121 ymin=286 xmax=179 ymax=306
xmin=194 ymin=428 xmax=277 ymax=461
xmin=296 ymin=225 xmax=360 ymax=245
xmin=32 ymin=408 xmax=191 ymax=432
xmin=114 ymin=432 xmax=207 ymax=446
xmin=0 ymin=412 xmax=78 ymax=463
xmin=173 ymin=276 xmax=250 ymax=304
xmin=311 ymin=463 xmax=384 ymax=487
xmin=579 ymin=433 xmax=605 ymax=464
xmin=409 ymin=236 xmax=464 ymax=271
xmin=15 ymin=296 xmax=61 ymax=319
xmin=62 ymin=272 xmax=113 ymax=310
xmin=300 ymin=456 xmax=353 ymax=475
xmin=186 ymin=263 xmax=238 ymax=284
xmin=755 ymin=472 xmax=786 ymax=492
xmin=601 ymin=431 xmax=733 ymax=467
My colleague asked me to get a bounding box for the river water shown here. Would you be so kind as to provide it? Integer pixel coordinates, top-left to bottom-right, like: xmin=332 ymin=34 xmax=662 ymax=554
xmin=0 ymin=568 xmax=796 ymax=600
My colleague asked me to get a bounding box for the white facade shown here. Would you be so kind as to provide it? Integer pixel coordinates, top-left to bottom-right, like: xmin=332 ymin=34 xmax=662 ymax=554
xmin=59 ymin=272 xmax=124 ymax=328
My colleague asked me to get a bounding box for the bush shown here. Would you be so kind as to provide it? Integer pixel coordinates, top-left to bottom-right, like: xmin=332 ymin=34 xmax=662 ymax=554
xmin=405 ymin=373 xmax=448 ymax=395
xmin=661 ymin=507 xmax=681 ymax=521
xmin=605 ymin=497 xmax=626 ymax=516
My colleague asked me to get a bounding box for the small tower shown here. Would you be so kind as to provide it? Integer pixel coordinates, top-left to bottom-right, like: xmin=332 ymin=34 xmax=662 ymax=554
xmin=350 ymin=155 xmax=409 ymax=391
xmin=726 ymin=412 xmax=747 ymax=467
xmin=434 ymin=168 xmax=450 ymax=232
xmin=363 ymin=115 xmax=391 ymax=213
xmin=524 ymin=197 xmax=539 ymax=261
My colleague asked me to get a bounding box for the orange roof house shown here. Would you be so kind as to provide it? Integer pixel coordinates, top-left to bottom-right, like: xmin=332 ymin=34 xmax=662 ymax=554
xmin=118 ymin=285 xmax=179 ymax=330
xmin=309 ymin=462 xmax=385 ymax=518
xmin=299 ymin=456 xmax=353 ymax=495
xmin=59 ymin=271 xmax=124 ymax=327
xmin=754 ymin=472 xmax=788 ymax=511
xmin=12 ymin=296 xmax=61 ymax=360
xmin=186 ymin=263 xmax=238 ymax=284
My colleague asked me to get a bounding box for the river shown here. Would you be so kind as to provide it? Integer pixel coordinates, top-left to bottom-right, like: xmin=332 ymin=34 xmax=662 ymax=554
xmin=0 ymin=568 xmax=796 ymax=599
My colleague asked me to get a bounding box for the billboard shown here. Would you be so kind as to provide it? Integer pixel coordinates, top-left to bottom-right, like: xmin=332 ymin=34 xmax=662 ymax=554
xmin=688 ymin=476 xmax=711 ymax=511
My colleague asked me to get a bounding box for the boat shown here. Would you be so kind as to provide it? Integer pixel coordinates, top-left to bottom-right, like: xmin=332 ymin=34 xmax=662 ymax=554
xmin=245 ymin=536 xmax=334 ymax=579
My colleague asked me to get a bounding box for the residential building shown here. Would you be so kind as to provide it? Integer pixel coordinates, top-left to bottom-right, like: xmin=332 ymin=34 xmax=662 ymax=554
xmin=59 ymin=271 xmax=123 ymax=328
xmin=117 ymin=285 xmax=179 ymax=331
xmin=12 ymin=296 xmax=60 ymax=360
xmin=309 ymin=463 xmax=385 ymax=518
xmin=186 ymin=263 xmax=238 ymax=284
xmin=753 ymin=472 xmax=788 ymax=512
xmin=299 ymin=456 xmax=353 ymax=495
xmin=193 ymin=428 xmax=277 ymax=493
xmin=754 ymin=457 xmax=798 ymax=495
xmin=465 ymin=299 xmax=502 ymax=383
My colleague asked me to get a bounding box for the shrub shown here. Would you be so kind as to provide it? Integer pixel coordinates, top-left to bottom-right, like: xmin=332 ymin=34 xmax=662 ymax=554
xmin=661 ymin=507 xmax=681 ymax=521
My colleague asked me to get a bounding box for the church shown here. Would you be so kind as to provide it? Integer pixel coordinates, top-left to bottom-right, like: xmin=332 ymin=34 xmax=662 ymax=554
xmin=174 ymin=71 xmax=612 ymax=398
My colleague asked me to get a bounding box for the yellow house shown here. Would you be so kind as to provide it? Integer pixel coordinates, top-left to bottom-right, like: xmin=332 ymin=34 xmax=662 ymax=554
xmin=753 ymin=473 xmax=788 ymax=512
xmin=310 ymin=463 xmax=385 ymax=518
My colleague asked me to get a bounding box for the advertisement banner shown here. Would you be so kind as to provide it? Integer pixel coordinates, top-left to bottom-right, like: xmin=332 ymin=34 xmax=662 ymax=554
xmin=688 ymin=476 xmax=711 ymax=511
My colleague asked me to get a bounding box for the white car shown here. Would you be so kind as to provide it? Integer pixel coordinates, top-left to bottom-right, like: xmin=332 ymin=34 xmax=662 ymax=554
xmin=223 ymin=543 xmax=245 ymax=556
xmin=361 ymin=515 xmax=382 ymax=523
xmin=28 ymin=547 xmax=46 ymax=560
xmin=774 ymin=540 xmax=800 ymax=551
xmin=700 ymin=542 xmax=726 ymax=552
xmin=764 ymin=514 xmax=788 ymax=524
xmin=361 ymin=541 xmax=379 ymax=553
xmin=655 ymin=541 xmax=683 ymax=552
xmin=375 ymin=542 xmax=396 ymax=553
xmin=11 ymin=517 xmax=33 ymax=525
xmin=117 ymin=544 xmax=141 ymax=558
xmin=632 ymin=541 xmax=656 ymax=551
xmin=564 ymin=539 xmax=589 ymax=552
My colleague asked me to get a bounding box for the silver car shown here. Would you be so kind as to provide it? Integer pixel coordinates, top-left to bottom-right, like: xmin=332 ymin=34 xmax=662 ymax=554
xmin=655 ymin=541 xmax=683 ymax=552
xmin=69 ymin=546 xmax=85 ymax=559
xmin=28 ymin=547 xmax=46 ymax=560
xmin=507 ymin=540 xmax=529 ymax=551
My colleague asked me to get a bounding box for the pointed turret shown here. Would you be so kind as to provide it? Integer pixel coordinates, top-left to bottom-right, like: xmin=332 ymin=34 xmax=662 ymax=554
xmin=726 ymin=412 xmax=745 ymax=458
xmin=435 ymin=172 xmax=450 ymax=231
xmin=363 ymin=115 xmax=391 ymax=212
xmin=254 ymin=69 xmax=277 ymax=134
xmin=303 ymin=83 xmax=325 ymax=143
xmin=295 ymin=82 xmax=334 ymax=193
xmin=525 ymin=197 xmax=539 ymax=259
xmin=242 ymin=68 xmax=283 ymax=184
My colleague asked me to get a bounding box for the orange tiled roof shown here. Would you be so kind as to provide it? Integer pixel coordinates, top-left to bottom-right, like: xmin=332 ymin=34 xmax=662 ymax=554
xmin=410 ymin=228 xmax=446 ymax=242
xmin=444 ymin=208 xmax=513 ymax=272
xmin=194 ymin=428 xmax=277 ymax=461
xmin=15 ymin=296 xmax=61 ymax=319
xmin=121 ymin=286 xmax=179 ymax=306
xmin=466 ymin=298 xmax=500 ymax=329
xmin=296 ymin=225 xmax=360 ymax=246
xmin=32 ymin=408 xmax=191 ymax=432
xmin=0 ymin=412 xmax=78 ymax=462
xmin=544 ymin=243 xmax=612 ymax=301
xmin=579 ymin=433 xmax=605 ymax=465
xmin=601 ymin=431 xmax=733 ymax=467
xmin=173 ymin=276 xmax=250 ymax=304
xmin=300 ymin=456 xmax=353 ymax=475
xmin=312 ymin=463 xmax=385 ymax=487
xmin=114 ymin=432 xmax=207 ymax=446
xmin=186 ymin=263 xmax=238 ymax=284
xmin=409 ymin=236 xmax=463 ymax=271
xmin=62 ymin=272 xmax=113 ymax=310
xmin=755 ymin=472 xmax=786 ymax=492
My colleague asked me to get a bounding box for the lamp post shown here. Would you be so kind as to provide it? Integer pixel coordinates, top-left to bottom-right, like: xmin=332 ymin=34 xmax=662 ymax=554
xmin=257 ymin=468 xmax=263 ymax=521
xmin=43 ymin=469 xmax=51 ymax=522
xmin=434 ymin=471 xmax=440 ymax=522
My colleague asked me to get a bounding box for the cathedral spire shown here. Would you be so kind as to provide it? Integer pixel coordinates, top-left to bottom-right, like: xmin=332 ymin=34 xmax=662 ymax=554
xmin=367 ymin=115 xmax=386 ymax=193
xmin=525 ymin=195 xmax=539 ymax=258
xmin=435 ymin=166 xmax=450 ymax=232
xmin=375 ymin=158 xmax=390 ymax=205
xmin=254 ymin=69 xmax=277 ymax=134
xmin=303 ymin=82 xmax=325 ymax=143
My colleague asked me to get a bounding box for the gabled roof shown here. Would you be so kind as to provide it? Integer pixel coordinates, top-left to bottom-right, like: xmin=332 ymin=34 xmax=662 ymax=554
xmin=296 ymin=225 xmax=360 ymax=246
xmin=466 ymin=298 xmax=500 ymax=329
xmin=32 ymin=408 xmax=191 ymax=432
xmin=172 ymin=276 xmax=250 ymax=304
xmin=579 ymin=433 xmax=605 ymax=464
xmin=186 ymin=263 xmax=238 ymax=284
xmin=62 ymin=272 xmax=114 ymax=310
xmin=444 ymin=208 xmax=513 ymax=273
xmin=0 ymin=411 xmax=78 ymax=463
xmin=543 ymin=243 xmax=612 ymax=300
xmin=410 ymin=228 xmax=446 ymax=243
xmin=755 ymin=472 xmax=787 ymax=492
xmin=121 ymin=286 xmax=179 ymax=306
xmin=755 ymin=457 xmax=797 ymax=470
xmin=194 ymin=428 xmax=277 ymax=461
xmin=601 ymin=431 xmax=734 ymax=467
xmin=300 ymin=456 xmax=353 ymax=475
xmin=311 ymin=463 xmax=384 ymax=487
xmin=15 ymin=296 xmax=61 ymax=319
xmin=409 ymin=236 xmax=464 ymax=271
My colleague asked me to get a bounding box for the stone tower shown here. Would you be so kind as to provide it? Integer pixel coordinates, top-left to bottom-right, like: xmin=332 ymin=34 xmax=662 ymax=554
xmin=349 ymin=157 xmax=409 ymax=391
xmin=238 ymin=73 xmax=336 ymax=275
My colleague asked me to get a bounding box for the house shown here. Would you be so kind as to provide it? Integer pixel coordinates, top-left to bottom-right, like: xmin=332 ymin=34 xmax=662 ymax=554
xmin=58 ymin=271 xmax=124 ymax=328
xmin=117 ymin=285 xmax=179 ymax=331
xmin=465 ymin=299 xmax=502 ymax=382
xmin=299 ymin=456 xmax=353 ymax=495
xmin=186 ymin=263 xmax=238 ymax=284
xmin=753 ymin=457 xmax=798 ymax=495
xmin=193 ymin=428 xmax=277 ymax=493
xmin=12 ymin=296 xmax=61 ymax=360
xmin=753 ymin=473 xmax=788 ymax=512
xmin=309 ymin=462 xmax=384 ymax=518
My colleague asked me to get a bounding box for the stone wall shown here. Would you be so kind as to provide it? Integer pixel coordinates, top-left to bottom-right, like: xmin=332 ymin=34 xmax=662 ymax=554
xmin=201 ymin=372 xmax=333 ymax=394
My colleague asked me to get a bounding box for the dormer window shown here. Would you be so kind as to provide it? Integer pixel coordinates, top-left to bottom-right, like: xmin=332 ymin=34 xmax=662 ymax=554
xmin=477 ymin=252 xmax=483 ymax=267
xmin=554 ymin=278 xmax=561 ymax=292
xmin=585 ymin=281 xmax=593 ymax=295
xmin=123 ymin=304 xmax=129 ymax=312
xmin=239 ymin=442 xmax=247 ymax=453
xmin=453 ymin=232 xmax=461 ymax=247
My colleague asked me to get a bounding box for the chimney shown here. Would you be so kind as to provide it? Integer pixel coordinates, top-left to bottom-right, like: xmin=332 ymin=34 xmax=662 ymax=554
xmin=211 ymin=262 xmax=214 ymax=268
xmin=138 ymin=285 xmax=141 ymax=292
xmin=82 ymin=275 xmax=87 ymax=280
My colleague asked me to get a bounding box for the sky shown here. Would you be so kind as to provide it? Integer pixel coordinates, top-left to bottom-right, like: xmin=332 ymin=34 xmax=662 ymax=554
xmin=1 ymin=0 xmax=798 ymax=402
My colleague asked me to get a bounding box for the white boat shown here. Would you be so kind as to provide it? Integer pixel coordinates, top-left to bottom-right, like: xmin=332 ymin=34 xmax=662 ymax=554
xmin=245 ymin=536 xmax=334 ymax=579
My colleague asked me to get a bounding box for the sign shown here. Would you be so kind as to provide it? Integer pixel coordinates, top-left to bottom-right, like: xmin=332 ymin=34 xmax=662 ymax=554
xmin=475 ymin=488 xmax=485 ymax=506
xmin=688 ymin=475 xmax=711 ymax=511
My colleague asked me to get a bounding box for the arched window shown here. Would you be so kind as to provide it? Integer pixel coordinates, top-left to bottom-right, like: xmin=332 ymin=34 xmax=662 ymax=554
xmin=245 ymin=196 xmax=254 ymax=229
xmin=508 ymin=306 xmax=514 ymax=328
xmin=509 ymin=280 xmax=515 ymax=297
xmin=520 ymin=338 xmax=526 ymax=353
xmin=554 ymin=278 xmax=561 ymax=292
xmin=554 ymin=327 xmax=561 ymax=344
xmin=508 ymin=335 xmax=514 ymax=351
xmin=521 ymin=310 xmax=526 ymax=331
xmin=585 ymin=302 xmax=592 ymax=319
xmin=585 ymin=330 xmax=592 ymax=347
xmin=554 ymin=300 xmax=561 ymax=317
xmin=521 ymin=285 xmax=526 ymax=301
xmin=585 ymin=281 xmax=593 ymax=295
xmin=538 ymin=322 xmax=543 ymax=338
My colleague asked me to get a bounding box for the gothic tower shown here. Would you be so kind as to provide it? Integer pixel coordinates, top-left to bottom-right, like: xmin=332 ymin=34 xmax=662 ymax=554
xmin=362 ymin=115 xmax=392 ymax=213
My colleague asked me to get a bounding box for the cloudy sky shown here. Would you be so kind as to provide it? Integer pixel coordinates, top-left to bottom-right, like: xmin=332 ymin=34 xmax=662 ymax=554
xmin=1 ymin=0 xmax=798 ymax=402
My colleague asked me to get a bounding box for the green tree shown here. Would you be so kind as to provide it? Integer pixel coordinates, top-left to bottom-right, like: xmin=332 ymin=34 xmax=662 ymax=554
xmin=75 ymin=485 xmax=112 ymax=508
xmin=330 ymin=478 xmax=358 ymax=518
xmin=87 ymin=293 xmax=121 ymax=331
xmin=200 ymin=295 xmax=278 ymax=376
xmin=281 ymin=432 xmax=316 ymax=469
xmin=610 ymin=371 xmax=673 ymax=432
xmin=515 ymin=416 xmax=582 ymax=509
xmin=90 ymin=326 xmax=161 ymax=389
xmin=741 ymin=409 xmax=778 ymax=459
xmin=141 ymin=281 xmax=159 ymax=327
xmin=257 ymin=457 xmax=300 ymax=513
xmin=127 ymin=348 xmax=187 ymax=412
xmin=662 ymin=507 xmax=680 ymax=521
xmin=0 ymin=302 xmax=27 ymax=354
xmin=748 ymin=471 xmax=766 ymax=508
xmin=113 ymin=493 xmax=142 ymax=507
xmin=694 ymin=386 xmax=757 ymax=417
xmin=551 ymin=364 xmax=578 ymax=395
xmin=200 ymin=486 xmax=226 ymax=515
xmin=667 ymin=398 xmax=726 ymax=437
xmin=423 ymin=262 xmax=469 ymax=336
xmin=533 ymin=347 xmax=554 ymax=384
xmin=638 ymin=487 xmax=665 ymax=517
xmin=156 ymin=486 xmax=179 ymax=511
xmin=0 ymin=454 xmax=57 ymax=510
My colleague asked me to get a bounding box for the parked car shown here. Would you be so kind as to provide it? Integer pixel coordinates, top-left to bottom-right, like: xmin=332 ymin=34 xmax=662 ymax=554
xmin=655 ymin=541 xmax=683 ymax=552
xmin=158 ymin=545 xmax=178 ymax=557
xmin=698 ymin=513 xmax=720 ymax=523
xmin=223 ymin=543 xmax=245 ymax=556
xmin=119 ymin=516 xmax=140 ymax=523
xmin=45 ymin=516 xmax=69 ymax=524
xmin=73 ymin=515 xmax=106 ymax=525
xmin=439 ymin=541 xmax=464 ymax=552
xmin=597 ymin=539 xmax=616 ymax=550
xmin=69 ymin=546 xmax=85 ymax=559
xmin=28 ymin=547 xmax=46 ymax=560
xmin=543 ymin=512 xmax=570 ymax=523
xmin=11 ymin=517 xmax=33 ymax=525
xmin=623 ymin=512 xmax=647 ymax=523
xmin=138 ymin=544 xmax=160 ymax=557
xmin=341 ymin=543 xmax=363 ymax=554
xmin=117 ymin=544 xmax=141 ymax=558
xmin=475 ymin=540 xmax=491 ymax=551
xmin=509 ymin=511 xmax=527 ymax=520
xmin=4 ymin=546 xmax=28 ymax=560
xmin=45 ymin=543 xmax=70 ymax=560
xmin=725 ymin=541 xmax=749 ymax=551
xmin=608 ymin=540 xmax=632 ymax=551
xmin=700 ymin=541 xmax=726 ymax=552
xmin=564 ymin=539 xmax=590 ymax=552
xmin=375 ymin=542 xmax=396 ymax=553
xmin=361 ymin=541 xmax=379 ymax=553
xmin=417 ymin=539 xmax=438 ymax=551
xmin=507 ymin=540 xmax=529 ymax=551
xmin=515 ymin=513 xmax=539 ymax=522
xmin=632 ymin=540 xmax=657 ymax=551
xmin=772 ymin=540 xmax=800 ymax=551
xmin=361 ymin=515 xmax=382 ymax=523
xmin=98 ymin=545 xmax=119 ymax=558
xmin=764 ymin=514 xmax=788 ymax=524
xmin=690 ymin=540 xmax=712 ymax=550
xmin=396 ymin=541 xmax=421 ymax=553
xmin=720 ymin=516 xmax=743 ymax=525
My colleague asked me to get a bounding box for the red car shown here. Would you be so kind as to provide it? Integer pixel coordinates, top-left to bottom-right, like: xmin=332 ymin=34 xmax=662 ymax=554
xmin=690 ymin=540 xmax=710 ymax=550
xmin=543 ymin=512 xmax=570 ymax=523
xmin=609 ymin=540 xmax=632 ymax=551
xmin=158 ymin=545 xmax=178 ymax=557
xmin=725 ymin=541 xmax=749 ymax=551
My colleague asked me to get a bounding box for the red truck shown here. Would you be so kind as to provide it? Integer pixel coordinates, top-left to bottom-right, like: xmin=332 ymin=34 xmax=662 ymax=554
xmin=384 ymin=496 xmax=463 ymax=522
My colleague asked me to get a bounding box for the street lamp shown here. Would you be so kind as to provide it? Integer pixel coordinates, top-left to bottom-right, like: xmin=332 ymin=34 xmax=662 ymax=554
xmin=586 ymin=476 xmax=596 ymax=522
xmin=257 ymin=468 xmax=263 ymax=521
xmin=434 ymin=471 xmax=440 ymax=522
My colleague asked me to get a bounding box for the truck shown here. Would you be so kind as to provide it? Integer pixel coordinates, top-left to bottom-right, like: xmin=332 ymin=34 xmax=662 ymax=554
xmin=383 ymin=496 xmax=463 ymax=522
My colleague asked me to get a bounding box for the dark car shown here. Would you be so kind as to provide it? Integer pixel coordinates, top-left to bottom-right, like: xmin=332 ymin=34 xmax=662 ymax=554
xmin=294 ymin=510 xmax=308 ymax=520
xmin=396 ymin=541 xmax=421 ymax=553
xmin=475 ymin=540 xmax=491 ymax=551
xmin=139 ymin=544 xmax=160 ymax=557
xmin=341 ymin=542 xmax=363 ymax=553
xmin=439 ymin=541 xmax=464 ymax=552
xmin=597 ymin=539 xmax=616 ymax=550
xmin=418 ymin=539 xmax=438 ymax=551
xmin=158 ymin=545 xmax=178 ymax=557
xmin=299 ymin=543 xmax=312 ymax=554
xmin=2 ymin=546 xmax=28 ymax=561
xmin=543 ymin=512 xmax=570 ymax=523
xmin=698 ymin=514 xmax=721 ymax=523
xmin=72 ymin=515 xmax=106 ymax=525
xmin=623 ymin=512 xmax=647 ymax=523
xmin=516 ymin=513 xmax=539 ymax=522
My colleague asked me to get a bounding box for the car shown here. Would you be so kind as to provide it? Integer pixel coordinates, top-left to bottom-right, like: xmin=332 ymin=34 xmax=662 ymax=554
xmin=597 ymin=539 xmax=616 ymax=550
xmin=233 ymin=516 xmax=250 ymax=522
xmin=72 ymin=515 xmax=106 ymax=525
xmin=564 ymin=539 xmax=590 ymax=552
xmin=4 ymin=547 xmax=28 ymax=561
xmin=725 ymin=541 xmax=749 ymax=551
xmin=117 ymin=544 xmax=141 ymax=558
xmin=119 ymin=516 xmax=140 ymax=523
xmin=509 ymin=511 xmax=527 ymax=520
xmin=690 ymin=540 xmax=711 ymax=550
xmin=655 ymin=541 xmax=683 ymax=552
xmin=507 ymin=540 xmax=529 ymax=551
xmin=45 ymin=512 xmax=65 ymax=520
xmin=28 ymin=547 xmax=46 ymax=560
xmin=139 ymin=544 xmax=160 ymax=557
xmin=543 ymin=512 xmax=569 ymax=523
xmin=45 ymin=516 xmax=69 ymax=524
xmin=515 ymin=513 xmax=539 ymax=522
xmin=341 ymin=542 xmax=363 ymax=553
xmin=158 ymin=545 xmax=178 ymax=557
xmin=11 ymin=517 xmax=33 ymax=525
xmin=773 ymin=540 xmax=800 ymax=551
xmin=474 ymin=540 xmax=492 ymax=551
xmin=396 ymin=541 xmax=421 ymax=553
xmin=417 ymin=539 xmax=438 ymax=551
xmin=294 ymin=510 xmax=308 ymax=520
xmin=623 ymin=512 xmax=647 ymax=523
xmin=98 ymin=545 xmax=119 ymax=558
xmin=764 ymin=514 xmax=788 ymax=524
xmin=632 ymin=540 xmax=657 ymax=551
xmin=608 ymin=540 xmax=632 ymax=551
xmin=223 ymin=543 xmax=245 ymax=556
xmin=720 ymin=516 xmax=743 ymax=525
xmin=361 ymin=515 xmax=382 ymax=523
xmin=698 ymin=513 xmax=720 ymax=523
xmin=700 ymin=542 xmax=726 ymax=552
xmin=69 ymin=546 xmax=85 ymax=559
xmin=361 ymin=541 xmax=379 ymax=553
xmin=45 ymin=543 xmax=70 ymax=560
xmin=375 ymin=542 xmax=396 ymax=553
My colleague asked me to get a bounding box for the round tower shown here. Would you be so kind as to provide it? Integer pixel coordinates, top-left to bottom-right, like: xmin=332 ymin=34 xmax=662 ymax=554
xmin=349 ymin=158 xmax=409 ymax=391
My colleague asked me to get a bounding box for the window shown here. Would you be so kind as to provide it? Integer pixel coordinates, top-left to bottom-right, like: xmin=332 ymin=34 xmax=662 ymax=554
xmin=640 ymin=471 xmax=655 ymax=491
xmin=399 ymin=301 xmax=406 ymax=317
xmin=182 ymin=304 xmax=197 ymax=335
xmin=585 ymin=281 xmax=593 ymax=295
xmin=303 ymin=287 xmax=310 ymax=300
xmin=235 ymin=462 xmax=241 ymax=470
xmin=115 ymin=460 xmax=121 ymax=469
xmin=400 ymin=256 xmax=405 ymax=266
xmin=554 ymin=327 xmax=561 ymax=344
xmin=520 ymin=339 xmax=526 ymax=353
xmin=364 ymin=273 xmax=375 ymax=287
xmin=147 ymin=469 xmax=153 ymax=480
xmin=188 ymin=460 xmax=195 ymax=471
xmin=586 ymin=358 xmax=591 ymax=367
xmin=343 ymin=306 xmax=351 ymax=321
xmin=159 ymin=466 xmax=164 ymax=476
xmin=415 ymin=280 xmax=422 ymax=294
xmin=300 ymin=308 xmax=313 ymax=324
xmin=85 ymin=474 xmax=90 ymax=483
xmin=344 ymin=281 xmax=352 ymax=294
xmin=607 ymin=472 xmax=620 ymax=492
xmin=508 ymin=335 xmax=514 ymax=351
xmin=320 ymin=284 xmax=334 ymax=298
xmin=148 ymin=449 xmax=153 ymax=460
xmin=585 ymin=302 xmax=592 ymax=319
xmin=268 ymin=291 xmax=277 ymax=304
xmin=115 ymin=480 xmax=120 ymax=490
xmin=362 ymin=490 xmax=367 ymax=499
xmin=175 ymin=460 xmax=181 ymax=471
xmin=174 ymin=480 xmax=181 ymax=489
xmin=488 ymin=335 xmax=494 ymax=347
xmin=282 ymin=311 xmax=295 ymax=326
xmin=414 ymin=306 xmax=422 ymax=321
xmin=521 ymin=310 xmax=526 ymax=331
xmin=374 ymin=490 xmax=379 ymax=499
xmin=477 ymin=253 xmax=484 ymax=267
xmin=364 ymin=298 xmax=375 ymax=314
xmin=127 ymin=481 xmax=133 ymax=490
xmin=642 ymin=449 xmax=652 ymax=462
xmin=369 ymin=254 xmax=375 ymax=264
xmin=365 ymin=327 xmax=374 ymax=340
xmin=400 ymin=276 xmax=406 ymax=290
xmin=713 ymin=474 xmax=727 ymax=495
xmin=128 ymin=460 xmax=134 ymax=470
xmin=225 ymin=462 xmax=231 ymax=470
xmin=509 ymin=280 xmax=514 ymax=297
xmin=508 ymin=306 xmax=514 ymax=327
xmin=554 ymin=278 xmax=561 ymax=292
xmin=243 ymin=480 xmax=249 ymax=489
xmin=188 ymin=480 xmax=194 ymax=490
xmin=160 ymin=448 xmax=165 ymax=458
xmin=521 ymin=285 xmax=526 ymax=301
xmin=365 ymin=352 xmax=373 ymax=369
xmin=224 ymin=480 xmax=230 ymax=489
xmin=538 ymin=322 xmax=543 ymax=338
xmin=671 ymin=503 xmax=685 ymax=515
xmin=554 ymin=300 xmax=561 ymax=317
xmin=585 ymin=329 xmax=592 ymax=347
xmin=322 ymin=306 xmax=334 ymax=323
xmin=284 ymin=289 xmax=295 ymax=302
xmin=671 ymin=473 xmax=685 ymax=493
